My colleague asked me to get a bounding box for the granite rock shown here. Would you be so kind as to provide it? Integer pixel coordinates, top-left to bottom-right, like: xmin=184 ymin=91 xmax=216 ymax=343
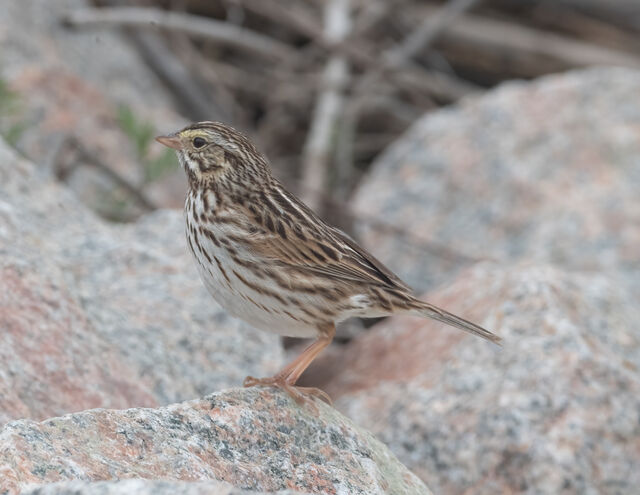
xmin=315 ymin=67 xmax=640 ymax=494
xmin=332 ymin=263 xmax=640 ymax=494
xmin=0 ymin=244 xmax=157 ymax=427
xmin=0 ymin=138 xmax=282 ymax=424
xmin=0 ymin=0 xmax=174 ymax=111
xmin=0 ymin=0 xmax=186 ymax=217
xmin=352 ymin=67 xmax=640 ymax=293
xmin=0 ymin=388 xmax=430 ymax=495
xmin=21 ymin=479 xmax=304 ymax=495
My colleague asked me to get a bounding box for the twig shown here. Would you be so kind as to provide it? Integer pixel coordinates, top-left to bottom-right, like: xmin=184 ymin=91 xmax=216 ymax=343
xmin=394 ymin=66 xmax=479 ymax=101
xmin=197 ymin=59 xmax=319 ymax=106
xmin=300 ymin=0 xmax=352 ymax=211
xmin=62 ymin=6 xmax=297 ymax=62
xmin=351 ymin=0 xmax=403 ymax=38
xmin=389 ymin=0 xmax=482 ymax=67
xmin=229 ymin=0 xmax=475 ymax=102
xmin=228 ymin=0 xmax=374 ymax=71
xmin=333 ymin=0 xmax=482 ymax=195
xmin=356 ymin=0 xmax=483 ymax=97
xmin=129 ymin=31 xmax=231 ymax=122
xmin=547 ymin=0 xmax=640 ymax=30
xmin=533 ymin=3 xmax=640 ymax=50
xmin=227 ymin=0 xmax=323 ymax=41
xmin=416 ymin=4 xmax=640 ymax=69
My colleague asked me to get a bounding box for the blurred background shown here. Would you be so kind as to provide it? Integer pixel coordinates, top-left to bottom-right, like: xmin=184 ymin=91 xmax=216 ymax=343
xmin=3 ymin=0 xmax=639 ymax=225
xmin=1 ymin=1 xmax=640 ymax=494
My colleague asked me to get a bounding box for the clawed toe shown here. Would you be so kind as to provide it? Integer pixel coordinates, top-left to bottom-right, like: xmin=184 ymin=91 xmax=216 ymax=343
xmin=243 ymin=375 xmax=266 ymax=387
xmin=242 ymin=375 xmax=331 ymax=407
xmin=292 ymin=386 xmax=333 ymax=405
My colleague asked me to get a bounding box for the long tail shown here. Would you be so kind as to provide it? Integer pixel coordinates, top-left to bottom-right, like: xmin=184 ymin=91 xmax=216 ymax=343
xmin=408 ymin=300 xmax=502 ymax=345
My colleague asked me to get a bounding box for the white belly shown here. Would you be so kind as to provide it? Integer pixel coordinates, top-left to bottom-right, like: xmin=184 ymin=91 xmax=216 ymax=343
xmin=186 ymin=216 xmax=319 ymax=339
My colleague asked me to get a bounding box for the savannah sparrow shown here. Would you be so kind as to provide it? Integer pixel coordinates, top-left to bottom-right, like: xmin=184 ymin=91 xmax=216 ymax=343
xmin=156 ymin=122 xmax=500 ymax=403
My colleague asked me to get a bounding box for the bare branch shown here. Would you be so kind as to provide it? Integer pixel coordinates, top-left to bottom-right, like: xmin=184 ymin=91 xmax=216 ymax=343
xmin=227 ymin=0 xmax=323 ymax=41
xmin=300 ymin=0 xmax=352 ymax=211
xmin=417 ymin=4 xmax=640 ymax=69
xmin=351 ymin=0 xmax=402 ymax=38
xmin=130 ymin=31 xmax=231 ymax=122
xmin=229 ymin=0 xmax=475 ymax=102
xmin=388 ymin=0 xmax=482 ymax=67
xmin=334 ymin=0 xmax=482 ymax=191
xmin=62 ymin=6 xmax=297 ymax=62
xmin=357 ymin=0 xmax=483 ymax=96
xmin=545 ymin=0 xmax=640 ymax=30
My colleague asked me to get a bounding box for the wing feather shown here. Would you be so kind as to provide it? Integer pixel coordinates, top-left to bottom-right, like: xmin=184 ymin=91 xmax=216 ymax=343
xmin=232 ymin=185 xmax=411 ymax=292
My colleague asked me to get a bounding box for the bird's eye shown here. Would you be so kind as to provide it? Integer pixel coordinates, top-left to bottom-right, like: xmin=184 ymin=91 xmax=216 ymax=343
xmin=193 ymin=137 xmax=207 ymax=148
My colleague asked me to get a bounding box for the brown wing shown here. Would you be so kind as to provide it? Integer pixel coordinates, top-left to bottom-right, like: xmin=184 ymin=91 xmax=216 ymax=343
xmin=327 ymin=227 xmax=410 ymax=290
xmin=235 ymin=184 xmax=411 ymax=292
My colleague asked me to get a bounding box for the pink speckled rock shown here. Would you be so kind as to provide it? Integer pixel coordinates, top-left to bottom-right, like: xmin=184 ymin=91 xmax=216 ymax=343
xmin=0 ymin=136 xmax=281 ymax=425
xmin=340 ymin=68 xmax=640 ymax=494
xmin=0 ymin=253 xmax=157 ymax=425
xmin=331 ymin=263 xmax=640 ymax=494
xmin=21 ymin=479 xmax=305 ymax=495
xmin=0 ymin=0 xmax=186 ymax=218
xmin=0 ymin=388 xmax=430 ymax=495
xmin=353 ymin=68 xmax=640 ymax=296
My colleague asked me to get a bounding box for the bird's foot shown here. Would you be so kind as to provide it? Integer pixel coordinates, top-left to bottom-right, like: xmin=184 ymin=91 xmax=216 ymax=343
xmin=243 ymin=375 xmax=332 ymax=406
xmin=290 ymin=385 xmax=333 ymax=405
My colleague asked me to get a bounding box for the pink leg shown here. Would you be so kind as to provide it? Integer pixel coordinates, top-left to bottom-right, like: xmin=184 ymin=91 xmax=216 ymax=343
xmin=244 ymin=324 xmax=335 ymax=404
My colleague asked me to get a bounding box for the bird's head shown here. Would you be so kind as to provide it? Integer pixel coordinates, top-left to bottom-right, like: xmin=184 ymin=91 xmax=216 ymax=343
xmin=156 ymin=121 xmax=270 ymax=188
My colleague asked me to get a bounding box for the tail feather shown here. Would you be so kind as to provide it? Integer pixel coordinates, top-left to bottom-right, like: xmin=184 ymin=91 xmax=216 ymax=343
xmin=410 ymin=301 xmax=502 ymax=345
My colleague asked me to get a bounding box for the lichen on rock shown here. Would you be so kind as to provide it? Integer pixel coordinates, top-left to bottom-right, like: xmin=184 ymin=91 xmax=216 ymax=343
xmin=0 ymin=388 xmax=431 ymax=495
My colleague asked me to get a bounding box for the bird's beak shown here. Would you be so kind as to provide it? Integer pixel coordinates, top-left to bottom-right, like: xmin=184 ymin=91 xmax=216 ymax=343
xmin=155 ymin=134 xmax=182 ymax=150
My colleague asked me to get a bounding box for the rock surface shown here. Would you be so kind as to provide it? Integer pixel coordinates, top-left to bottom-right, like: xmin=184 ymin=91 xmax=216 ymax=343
xmin=330 ymin=263 xmax=640 ymax=494
xmin=0 ymin=388 xmax=430 ymax=495
xmin=2 ymin=59 xmax=637 ymax=495
xmin=0 ymin=138 xmax=282 ymax=425
xmin=20 ymin=480 xmax=305 ymax=495
xmin=0 ymin=0 xmax=174 ymax=111
xmin=21 ymin=480 xmax=302 ymax=495
xmin=353 ymin=68 xmax=640 ymax=293
xmin=333 ymin=68 xmax=640 ymax=494
xmin=0 ymin=0 xmax=186 ymax=218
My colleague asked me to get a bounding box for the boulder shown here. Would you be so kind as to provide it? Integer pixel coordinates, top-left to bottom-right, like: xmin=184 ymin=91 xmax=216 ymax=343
xmin=0 ymin=138 xmax=282 ymax=424
xmin=0 ymin=0 xmax=174 ymax=111
xmin=0 ymin=388 xmax=430 ymax=495
xmin=0 ymin=0 xmax=186 ymax=217
xmin=338 ymin=68 xmax=640 ymax=493
xmin=352 ymin=68 xmax=640 ymax=293
xmin=331 ymin=263 xmax=640 ymax=494
xmin=21 ymin=479 xmax=303 ymax=495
